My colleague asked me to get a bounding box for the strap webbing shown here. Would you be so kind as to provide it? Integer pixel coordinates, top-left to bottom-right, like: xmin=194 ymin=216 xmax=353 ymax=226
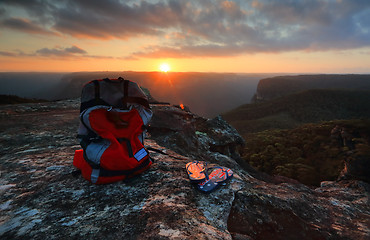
xmin=80 ymin=80 xmax=110 ymax=112
xmin=117 ymin=138 xmax=134 ymax=158
xmin=93 ymin=158 xmax=152 ymax=177
xmin=81 ymin=79 xmax=150 ymax=112
xmin=80 ymin=99 xmax=111 ymax=112
xmin=93 ymin=80 xmax=100 ymax=100
xmin=124 ymin=96 xmax=150 ymax=109
xmin=122 ymin=80 xmax=129 ymax=109
xmin=124 ymin=80 xmax=129 ymax=98
xmin=82 ymin=149 xmax=100 ymax=169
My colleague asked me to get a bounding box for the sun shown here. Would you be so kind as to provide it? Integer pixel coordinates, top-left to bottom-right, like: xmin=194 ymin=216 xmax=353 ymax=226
xmin=159 ymin=63 xmax=170 ymax=72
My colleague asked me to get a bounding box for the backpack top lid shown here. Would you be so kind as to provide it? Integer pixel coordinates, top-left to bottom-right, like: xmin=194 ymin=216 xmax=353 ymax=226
xmin=80 ymin=77 xmax=150 ymax=113
xmin=77 ymin=77 xmax=153 ymax=137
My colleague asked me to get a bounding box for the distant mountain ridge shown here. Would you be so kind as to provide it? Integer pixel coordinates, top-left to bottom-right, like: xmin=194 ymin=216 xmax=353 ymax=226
xmin=0 ymin=71 xmax=275 ymax=118
xmin=0 ymin=94 xmax=48 ymax=105
xmin=223 ymin=88 xmax=370 ymax=134
xmin=0 ymin=72 xmax=65 ymax=100
xmin=254 ymin=74 xmax=370 ymax=102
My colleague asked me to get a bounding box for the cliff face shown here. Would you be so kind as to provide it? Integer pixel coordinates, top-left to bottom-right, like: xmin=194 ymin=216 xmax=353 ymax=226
xmin=0 ymin=100 xmax=369 ymax=239
xmin=255 ymin=74 xmax=370 ymax=101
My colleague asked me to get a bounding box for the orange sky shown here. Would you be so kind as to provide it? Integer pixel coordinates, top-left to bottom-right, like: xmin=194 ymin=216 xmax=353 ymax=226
xmin=1 ymin=0 xmax=370 ymax=73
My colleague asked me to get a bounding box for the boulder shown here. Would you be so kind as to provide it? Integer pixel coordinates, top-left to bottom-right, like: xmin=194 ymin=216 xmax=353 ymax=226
xmin=149 ymin=104 xmax=245 ymax=160
xmin=229 ymin=180 xmax=370 ymax=240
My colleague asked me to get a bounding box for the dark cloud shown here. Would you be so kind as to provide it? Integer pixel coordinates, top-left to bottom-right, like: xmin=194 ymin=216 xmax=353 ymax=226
xmin=125 ymin=0 xmax=370 ymax=58
xmin=64 ymin=45 xmax=87 ymax=54
xmin=35 ymin=45 xmax=87 ymax=57
xmin=0 ymin=0 xmax=55 ymax=19
xmin=0 ymin=17 xmax=57 ymax=35
xmin=1 ymin=0 xmax=370 ymax=58
xmin=50 ymin=0 xmax=177 ymax=39
xmin=0 ymin=51 xmax=17 ymax=57
xmin=0 ymin=0 xmax=46 ymax=8
xmin=0 ymin=45 xmax=116 ymax=59
xmin=248 ymin=0 xmax=370 ymax=48
xmin=0 ymin=7 xmax=5 ymax=17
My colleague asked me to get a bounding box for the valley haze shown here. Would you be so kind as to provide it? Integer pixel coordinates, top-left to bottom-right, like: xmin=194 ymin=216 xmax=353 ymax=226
xmin=0 ymin=71 xmax=279 ymax=117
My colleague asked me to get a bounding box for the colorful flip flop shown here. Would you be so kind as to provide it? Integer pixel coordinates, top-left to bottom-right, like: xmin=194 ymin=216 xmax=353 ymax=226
xmin=197 ymin=166 xmax=233 ymax=193
xmin=186 ymin=161 xmax=207 ymax=182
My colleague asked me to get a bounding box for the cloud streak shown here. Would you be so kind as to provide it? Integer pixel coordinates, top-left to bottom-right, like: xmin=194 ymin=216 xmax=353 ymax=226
xmin=35 ymin=45 xmax=87 ymax=57
xmin=0 ymin=17 xmax=57 ymax=36
xmin=0 ymin=51 xmax=17 ymax=57
xmin=2 ymin=45 xmax=118 ymax=60
xmin=1 ymin=0 xmax=370 ymax=59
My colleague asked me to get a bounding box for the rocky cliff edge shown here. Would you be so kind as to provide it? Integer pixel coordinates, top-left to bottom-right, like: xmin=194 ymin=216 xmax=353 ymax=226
xmin=0 ymin=100 xmax=369 ymax=240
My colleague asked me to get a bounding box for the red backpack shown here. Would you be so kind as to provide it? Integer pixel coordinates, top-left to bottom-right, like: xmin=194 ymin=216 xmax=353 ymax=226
xmin=73 ymin=78 xmax=152 ymax=184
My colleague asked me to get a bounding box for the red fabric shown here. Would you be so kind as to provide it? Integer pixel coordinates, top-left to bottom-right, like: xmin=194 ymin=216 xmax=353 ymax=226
xmin=73 ymin=108 xmax=151 ymax=184
xmin=73 ymin=149 xmax=92 ymax=182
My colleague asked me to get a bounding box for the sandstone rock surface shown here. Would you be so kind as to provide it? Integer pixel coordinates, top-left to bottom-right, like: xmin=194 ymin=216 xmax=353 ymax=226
xmin=0 ymin=100 xmax=369 ymax=239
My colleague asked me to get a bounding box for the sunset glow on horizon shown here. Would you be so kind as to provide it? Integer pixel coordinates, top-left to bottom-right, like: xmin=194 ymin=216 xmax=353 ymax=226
xmin=159 ymin=63 xmax=171 ymax=73
xmin=0 ymin=1 xmax=369 ymax=74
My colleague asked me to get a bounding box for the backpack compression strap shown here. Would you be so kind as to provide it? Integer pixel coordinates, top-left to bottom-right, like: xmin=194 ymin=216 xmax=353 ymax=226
xmin=80 ymin=79 xmax=150 ymax=113
xmin=122 ymin=79 xmax=150 ymax=109
xmin=80 ymin=80 xmax=111 ymax=113
xmin=89 ymin=157 xmax=152 ymax=183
